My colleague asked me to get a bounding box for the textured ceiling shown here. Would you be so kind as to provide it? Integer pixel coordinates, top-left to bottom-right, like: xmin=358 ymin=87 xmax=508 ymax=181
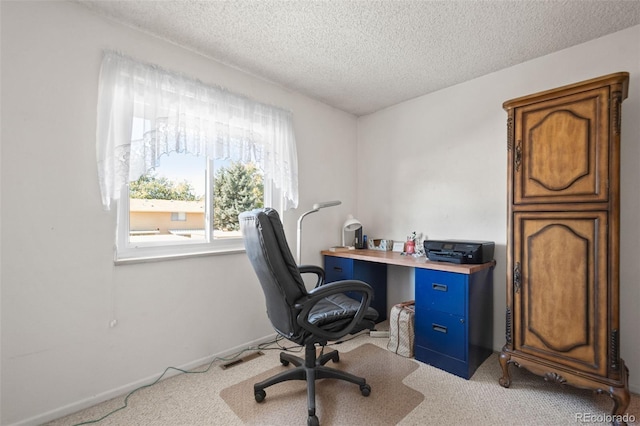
xmin=78 ymin=0 xmax=640 ymax=116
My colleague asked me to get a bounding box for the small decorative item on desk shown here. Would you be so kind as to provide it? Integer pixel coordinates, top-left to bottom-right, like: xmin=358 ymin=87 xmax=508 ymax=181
xmin=405 ymin=232 xmax=416 ymax=254
xmin=368 ymin=239 xmax=393 ymax=251
xmin=414 ymin=232 xmax=425 ymax=256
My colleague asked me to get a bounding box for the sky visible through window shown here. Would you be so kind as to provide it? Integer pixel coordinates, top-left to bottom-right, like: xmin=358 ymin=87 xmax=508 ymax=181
xmin=131 ymin=117 xmax=210 ymax=197
xmin=155 ymin=153 xmax=206 ymax=198
xmin=130 ymin=121 xmax=264 ymax=209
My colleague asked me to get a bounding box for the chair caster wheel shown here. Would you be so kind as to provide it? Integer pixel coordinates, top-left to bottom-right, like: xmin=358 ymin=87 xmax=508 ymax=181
xmin=307 ymin=415 xmax=319 ymax=426
xmin=279 ymin=354 xmax=290 ymax=366
xmin=360 ymin=383 xmax=371 ymax=397
xmin=254 ymin=389 xmax=266 ymax=402
xmin=332 ymin=352 xmax=340 ymax=363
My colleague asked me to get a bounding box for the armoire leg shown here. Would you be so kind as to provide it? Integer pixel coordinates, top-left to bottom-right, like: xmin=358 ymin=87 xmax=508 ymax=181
xmin=499 ymin=351 xmax=512 ymax=388
xmin=609 ymin=387 xmax=630 ymax=426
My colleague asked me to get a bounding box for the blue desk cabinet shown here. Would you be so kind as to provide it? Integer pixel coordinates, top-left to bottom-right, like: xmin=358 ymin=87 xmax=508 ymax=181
xmin=324 ymin=255 xmax=387 ymax=322
xmin=414 ymin=267 xmax=493 ymax=379
xmin=321 ymin=249 xmax=494 ymax=379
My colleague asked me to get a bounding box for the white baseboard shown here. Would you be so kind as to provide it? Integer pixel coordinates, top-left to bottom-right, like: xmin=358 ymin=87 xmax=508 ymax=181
xmin=9 ymin=333 xmax=278 ymax=426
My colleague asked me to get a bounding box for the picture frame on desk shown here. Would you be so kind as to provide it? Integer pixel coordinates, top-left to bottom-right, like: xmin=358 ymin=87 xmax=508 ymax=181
xmin=392 ymin=241 xmax=405 ymax=252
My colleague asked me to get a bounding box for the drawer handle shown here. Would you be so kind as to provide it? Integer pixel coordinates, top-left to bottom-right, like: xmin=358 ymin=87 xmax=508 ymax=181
xmin=432 ymin=283 xmax=448 ymax=292
xmin=432 ymin=323 xmax=448 ymax=334
xmin=332 ymin=267 xmax=343 ymax=272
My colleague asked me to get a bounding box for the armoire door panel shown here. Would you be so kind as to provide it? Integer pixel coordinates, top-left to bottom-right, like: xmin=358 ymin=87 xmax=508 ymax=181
xmin=527 ymin=223 xmax=589 ymax=351
xmin=513 ymin=87 xmax=609 ymax=204
xmin=513 ymin=211 xmax=608 ymax=375
xmin=528 ymin=110 xmax=589 ymax=191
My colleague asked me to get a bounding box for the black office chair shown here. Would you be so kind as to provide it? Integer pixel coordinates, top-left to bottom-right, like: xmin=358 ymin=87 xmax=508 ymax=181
xmin=239 ymin=208 xmax=379 ymax=426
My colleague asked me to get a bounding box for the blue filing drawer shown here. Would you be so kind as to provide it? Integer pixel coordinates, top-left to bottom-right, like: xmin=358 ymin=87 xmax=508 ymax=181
xmin=415 ymin=269 xmax=466 ymax=317
xmin=414 ymin=265 xmax=494 ymax=379
xmin=324 ymin=256 xmax=353 ymax=281
xmin=415 ymin=309 xmax=466 ymax=361
xmin=324 ymin=255 xmax=387 ymax=322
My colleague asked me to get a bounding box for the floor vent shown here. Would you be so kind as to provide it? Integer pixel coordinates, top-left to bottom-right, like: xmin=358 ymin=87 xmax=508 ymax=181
xmin=220 ymin=351 xmax=264 ymax=370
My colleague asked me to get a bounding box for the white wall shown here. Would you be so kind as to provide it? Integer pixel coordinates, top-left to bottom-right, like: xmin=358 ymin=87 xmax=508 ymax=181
xmin=0 ymin=2 xmax=358 ymax=425
xmin=2 ymin=2 xmax=639 ymax=424
xmin=357 ymin=25 xmax=640 ymax=393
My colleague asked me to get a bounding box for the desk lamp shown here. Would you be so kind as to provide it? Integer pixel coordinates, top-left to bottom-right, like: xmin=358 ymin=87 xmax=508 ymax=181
xmin=296 ymin=200 xmax=341 ymax=264
xmin=342 ymin=215 xmax=362 ymax=247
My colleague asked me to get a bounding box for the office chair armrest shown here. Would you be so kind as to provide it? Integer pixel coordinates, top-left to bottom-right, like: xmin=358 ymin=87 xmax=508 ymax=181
xmin=297 ymin=264 xmax=325 ymax=288
xmin=294 ymin=280 xmax=373 ymax=341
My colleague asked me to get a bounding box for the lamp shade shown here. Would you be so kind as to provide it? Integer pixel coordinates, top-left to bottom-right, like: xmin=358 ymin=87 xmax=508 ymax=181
xmin=342 ymin=216 xmax=362 ymax=246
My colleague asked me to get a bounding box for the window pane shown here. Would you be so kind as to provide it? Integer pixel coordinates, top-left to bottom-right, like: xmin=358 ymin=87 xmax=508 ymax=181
xmin=212 ymin=161 xmax=264 ymax=239
xmin=129 ymin=153 xmax=206 ymax=244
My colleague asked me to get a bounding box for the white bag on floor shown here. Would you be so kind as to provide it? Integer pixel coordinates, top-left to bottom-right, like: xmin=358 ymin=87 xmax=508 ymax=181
xmin=387 ymin=300 xmax=415 ymax=358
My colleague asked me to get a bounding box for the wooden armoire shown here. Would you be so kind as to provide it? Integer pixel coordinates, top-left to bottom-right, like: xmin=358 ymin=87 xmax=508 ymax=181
xmin=499 ymin=73 xmax=630 ymax=420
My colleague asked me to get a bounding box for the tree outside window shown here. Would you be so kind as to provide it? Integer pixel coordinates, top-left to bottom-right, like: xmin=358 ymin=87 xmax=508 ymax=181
xmin=213 ymin=162 xmax=264 ymax=232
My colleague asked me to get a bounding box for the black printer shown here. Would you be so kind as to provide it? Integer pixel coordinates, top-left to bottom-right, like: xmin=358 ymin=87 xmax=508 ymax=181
xmin=424 ymin=240 xmax=495 ymax=264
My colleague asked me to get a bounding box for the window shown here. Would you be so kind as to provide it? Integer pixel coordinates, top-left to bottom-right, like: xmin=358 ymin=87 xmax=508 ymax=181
xmin=96 ymin=52 xmax=298 ymax=263
xmin=119 ymin=151 xmax=267 ymax=260
xmin=170 ymin=212 xmax=187 ymax=222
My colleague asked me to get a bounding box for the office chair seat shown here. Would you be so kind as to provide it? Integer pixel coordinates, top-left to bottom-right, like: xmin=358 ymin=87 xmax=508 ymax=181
xmin=239 ymin=208 xmax=379 ymax=426
xmin=308 ymin=293 xmax=374 ymax=331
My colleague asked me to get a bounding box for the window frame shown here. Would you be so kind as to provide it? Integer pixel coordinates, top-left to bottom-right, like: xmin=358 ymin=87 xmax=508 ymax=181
xmin=114 ymin=157 xmax=275 ymax=264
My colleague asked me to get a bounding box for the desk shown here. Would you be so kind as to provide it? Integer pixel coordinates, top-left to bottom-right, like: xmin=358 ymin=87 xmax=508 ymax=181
xmin=321 ymin=249 xmax=495 ymax=379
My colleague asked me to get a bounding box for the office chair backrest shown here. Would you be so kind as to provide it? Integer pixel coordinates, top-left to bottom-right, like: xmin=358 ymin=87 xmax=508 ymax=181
xmin=239 ymin=208 xmax=308 ymax=341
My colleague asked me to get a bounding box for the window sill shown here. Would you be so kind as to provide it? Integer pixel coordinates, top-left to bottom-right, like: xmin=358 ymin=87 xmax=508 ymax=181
xmin=114 ymin=246 xmax=246 ymax=266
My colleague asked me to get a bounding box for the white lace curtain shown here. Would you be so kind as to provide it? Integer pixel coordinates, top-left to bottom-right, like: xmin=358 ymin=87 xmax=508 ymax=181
xmin=96 ymin=51 xmax=298 ymax=210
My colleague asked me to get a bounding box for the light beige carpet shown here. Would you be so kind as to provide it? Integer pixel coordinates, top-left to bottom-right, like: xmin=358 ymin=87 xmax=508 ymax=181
xmin=44 ymin=335 xmax=639 ymax=425
xmin=220 ymin=343 xmax=424 ymax=425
